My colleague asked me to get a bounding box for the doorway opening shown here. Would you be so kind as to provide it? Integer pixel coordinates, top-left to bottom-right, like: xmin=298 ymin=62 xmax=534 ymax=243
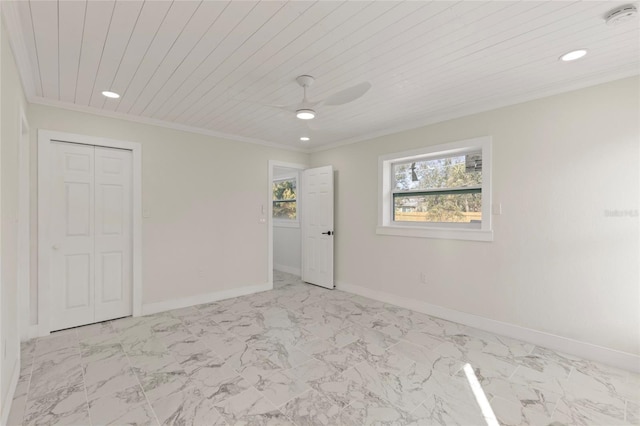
xmin=267 ymin=161 xmax=335 ymax=290
xmin=268 ymin=161 xmax=306 ymax=287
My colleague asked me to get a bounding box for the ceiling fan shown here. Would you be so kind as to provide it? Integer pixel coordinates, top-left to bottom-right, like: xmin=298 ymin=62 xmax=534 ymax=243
xmin=272 ymin=75 xmax=371 ymax=120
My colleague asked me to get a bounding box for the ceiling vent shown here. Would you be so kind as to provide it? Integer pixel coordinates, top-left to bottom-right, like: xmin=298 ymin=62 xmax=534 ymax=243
xmin=605 ymin=5 xmax=638 ymax=26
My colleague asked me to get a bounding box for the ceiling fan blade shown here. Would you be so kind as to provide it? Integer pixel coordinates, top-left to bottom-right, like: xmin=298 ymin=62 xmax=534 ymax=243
xmin=322 ymin=82 xmax=371 ymax=106
xmin=267 ymin=99 xmax=323 ymax=113
xmin=234 ymin=97 xmax=301 ymax=113
xmin=266 ymin=103 xmax=299 ymax=113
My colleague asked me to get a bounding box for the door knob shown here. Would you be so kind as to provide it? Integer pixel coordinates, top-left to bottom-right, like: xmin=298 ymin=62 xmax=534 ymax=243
xmin=52 ymin=245 xmax=59 ymax=251
xmin=321 ymin=231 xmax=333 ymax=236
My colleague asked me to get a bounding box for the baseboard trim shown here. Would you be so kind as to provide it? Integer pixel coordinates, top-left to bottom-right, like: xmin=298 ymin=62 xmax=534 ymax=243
xmin=336 ymin=281 xmax=640 ymax=373
xmin=1 ymin=359 xmax=20 ymax=426
xmin=21 ymin=325 xmax=43 ymax=341
xmin=273 ymin=264 xmax=301 ymax=276
xmin=141 ymin=282 xmax=273 ymax=316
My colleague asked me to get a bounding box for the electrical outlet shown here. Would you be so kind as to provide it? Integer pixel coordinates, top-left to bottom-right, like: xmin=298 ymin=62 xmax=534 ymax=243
xmin=197 ymin=268 xmax=204 ymax=278
xmin=420 ymin=272 xmax=427 ymax=284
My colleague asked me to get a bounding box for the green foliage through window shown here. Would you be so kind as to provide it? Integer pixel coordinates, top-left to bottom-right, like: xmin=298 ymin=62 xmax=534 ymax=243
xmin=273 ymin=178 xmax=297 ymax=220
xmin=393 ymin=153 xmax=482 ymax=223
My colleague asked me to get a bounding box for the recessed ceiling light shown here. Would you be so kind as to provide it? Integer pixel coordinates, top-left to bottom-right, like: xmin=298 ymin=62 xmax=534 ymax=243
xmin=296 ymin=109 xmax=316 ymax=120
xmin=300 ymin=137 xmax=310 ymax=142
xmin=560 ymin=49 xmax=588 ymax=62
xmin=101 ymin=90 xmax=120 ymax=99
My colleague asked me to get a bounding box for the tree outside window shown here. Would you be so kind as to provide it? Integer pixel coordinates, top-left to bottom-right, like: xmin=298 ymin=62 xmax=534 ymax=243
xmin=393 ymin=153 xmax=482 ymax=223
xmin=273 ymin=177 xmax=297 ymax=220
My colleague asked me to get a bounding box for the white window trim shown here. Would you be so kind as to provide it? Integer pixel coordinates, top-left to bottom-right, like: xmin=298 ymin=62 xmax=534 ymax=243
xmin=272 ymin=174 xmax=300 ymax=227
xmin=377 ymin=136 xmax=493 ymax=242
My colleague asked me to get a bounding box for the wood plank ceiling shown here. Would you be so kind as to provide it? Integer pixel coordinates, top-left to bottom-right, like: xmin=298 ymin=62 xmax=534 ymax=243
xmin=6 ymin=1 xmax=640 ymax=151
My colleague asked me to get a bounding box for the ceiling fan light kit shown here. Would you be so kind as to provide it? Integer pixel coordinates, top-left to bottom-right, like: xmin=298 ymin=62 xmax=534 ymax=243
xmin=296 ymin=109 xmax=316 ymax=120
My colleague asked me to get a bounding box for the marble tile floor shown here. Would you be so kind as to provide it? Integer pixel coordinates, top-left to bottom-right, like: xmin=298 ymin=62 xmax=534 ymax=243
xmin=8 ymin=270 xmax=639 ymax=425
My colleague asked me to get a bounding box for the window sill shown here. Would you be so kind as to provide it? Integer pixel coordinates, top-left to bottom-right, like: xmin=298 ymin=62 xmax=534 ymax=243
xmin=376 ymin=225 xmax=493 ymax=242
xmin=274 ymin=221 xmax=300 ymax=229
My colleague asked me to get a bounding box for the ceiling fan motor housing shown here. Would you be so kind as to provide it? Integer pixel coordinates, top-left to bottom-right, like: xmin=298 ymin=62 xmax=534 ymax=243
xmin=296 ymin=75 xmax=315 ymax=88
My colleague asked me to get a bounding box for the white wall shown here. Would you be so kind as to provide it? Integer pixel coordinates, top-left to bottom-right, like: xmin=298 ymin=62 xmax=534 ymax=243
xmin=27 ymin=105 xmax=308 ymax=316
xmin=273 ymin=226 xmax=301 ymax=276
xmin=311 ymin=77 xmax=639 ymax=357
xmin=273 ymin=167 xmax=301 ymax=275
xmin=0 ymin=16 xmax=27 ymax=420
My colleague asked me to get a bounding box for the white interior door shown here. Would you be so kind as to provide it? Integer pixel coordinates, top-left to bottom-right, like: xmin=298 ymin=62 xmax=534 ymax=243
xmin=51 ymin=142 xmax=96 ymax=330
xmin=94 ymin=147 xmax=133 ymax=322
xmin=302 ymin=166 xmax=334 ymax=289
xmin=50 ymin=142 xmax=132 ymax=331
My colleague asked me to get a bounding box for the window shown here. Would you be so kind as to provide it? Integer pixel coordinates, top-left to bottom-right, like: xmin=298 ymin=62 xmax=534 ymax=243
xmin=378 ymin=136 xmax=493 ymax=241
xmin=273 ymin=176 xmax=298 ymax=222
xmin=393 ymin=152 xmax=482 ymax=224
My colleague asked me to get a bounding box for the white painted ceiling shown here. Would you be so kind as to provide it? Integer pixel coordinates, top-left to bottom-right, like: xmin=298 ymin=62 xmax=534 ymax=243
xmin=4 ymin=1 xmax=639 ymax=151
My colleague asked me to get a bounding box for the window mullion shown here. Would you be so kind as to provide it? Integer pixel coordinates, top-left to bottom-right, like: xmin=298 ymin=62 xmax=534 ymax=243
xmin=392 ymin=186 xmax=481 ymax=196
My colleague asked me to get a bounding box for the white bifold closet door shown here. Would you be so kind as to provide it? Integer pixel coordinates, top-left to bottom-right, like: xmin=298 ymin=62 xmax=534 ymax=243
xmin=50 ymin=142 xmax=132 ymax=331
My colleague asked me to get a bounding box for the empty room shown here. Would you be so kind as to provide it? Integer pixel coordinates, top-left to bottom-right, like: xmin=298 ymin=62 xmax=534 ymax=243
xmin=0 ymin=1 xmax=638 ymax=425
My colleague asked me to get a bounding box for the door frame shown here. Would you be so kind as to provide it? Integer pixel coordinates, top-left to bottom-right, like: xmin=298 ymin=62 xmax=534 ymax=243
xmin=37 ymin=130 xmax=142 ymax=336
xmin=17 ymin=109 xmax=32 ymax=339
xmin=267 ymin=160 xmax=307 ymax=286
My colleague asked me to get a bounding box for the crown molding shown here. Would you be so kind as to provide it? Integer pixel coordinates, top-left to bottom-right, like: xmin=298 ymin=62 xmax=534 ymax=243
xmin=25 ymin=67 xmax=640 ymax=157
xmin=28 ymin=96 xmax=310 ymax=153
xmin=1 ymin=1 xmax=37 ymax=98
xmin=309 ymin=67 xmax=640 ymax=153
xmin=27 ymin=64 xmax=638 ymax=156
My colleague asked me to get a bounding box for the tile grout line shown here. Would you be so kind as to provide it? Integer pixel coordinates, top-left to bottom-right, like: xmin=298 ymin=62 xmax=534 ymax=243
xmin=116 ymin=318 xmax=188 ymax=424
xmin=343 ymin=358 xmax=411 ymax=414
xmin=172 ymin=311 xmax=236 ymax=426
xmin=70 ymin=328 xmax=93 ymax=426
xmin=507 ymin=365 xmax=520 ymax=381
xmin=624 ymin=399 xmax=628 ymax=423
xmin=79 ymin=345 xmax=94 ymax=426
xmin=250 ymin=384 xmax=301 ymax=426
xmin=547 ymin=396 xmax=561 ymax=422
xmin=167 ymin=303 xmax=247 ymax=426
xmin=118 ymin=326 xmax=163 ymax=426
xmin=18 ymin=346 xmax=36 ymax=424
xmin=273 ymin=387 xmax=312 ymax=426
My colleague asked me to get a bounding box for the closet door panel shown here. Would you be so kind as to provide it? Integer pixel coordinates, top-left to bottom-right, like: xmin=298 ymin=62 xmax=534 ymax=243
xmin=94 ymin=146 xmax=133 ymax=322
xmin=50 ymin=142 xmax=95 ymax=330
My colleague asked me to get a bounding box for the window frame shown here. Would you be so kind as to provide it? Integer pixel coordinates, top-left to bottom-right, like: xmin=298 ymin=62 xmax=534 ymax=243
xmin=377 ymin=136 xmax=493 ymax=241
xmin=272 ymin=174 xmax=300 ymax=228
